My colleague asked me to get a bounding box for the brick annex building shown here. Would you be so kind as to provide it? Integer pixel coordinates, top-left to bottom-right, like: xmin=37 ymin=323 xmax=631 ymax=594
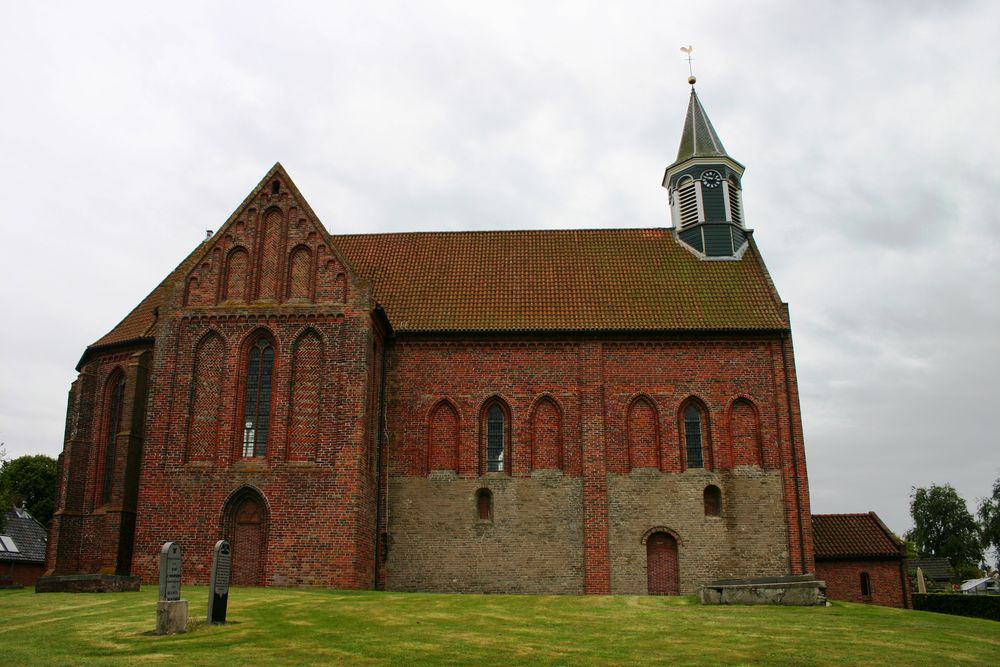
xmin=44 ymin=85 xmax=814 ymax=595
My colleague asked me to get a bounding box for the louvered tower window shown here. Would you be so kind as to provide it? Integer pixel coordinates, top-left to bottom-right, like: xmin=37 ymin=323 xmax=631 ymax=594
xmin=676 ymin=178 xmax=700 ymax=227
xmin=243 ymin=337 xmax=274 ymax=457
xmin=728 ymin=178 xmax=743 ymax=226
xmin=684 ymin=404 xmax=704 ymax=469
xmin=486 ymin=404 xmax=505 ymax=472
xmin=102 ymin=373 xmax=126 ymax=504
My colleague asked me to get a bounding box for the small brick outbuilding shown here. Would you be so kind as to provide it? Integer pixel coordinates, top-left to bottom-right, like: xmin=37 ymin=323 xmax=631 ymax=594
xmin=812 ymin=512 xmax=910 ymax=608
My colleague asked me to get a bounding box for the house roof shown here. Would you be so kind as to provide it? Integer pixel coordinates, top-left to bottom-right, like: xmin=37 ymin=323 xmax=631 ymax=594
xmin=0 ymin=505 xmax=47 ymax=564
xmin=812 ymin=512 xmax=904 ymax=559
xmin=908 ymin=558 xmax=954 ymax=581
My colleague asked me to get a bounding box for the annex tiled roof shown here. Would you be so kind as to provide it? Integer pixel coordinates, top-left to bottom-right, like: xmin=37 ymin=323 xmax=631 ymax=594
xmin=1 ymin=505 xmax=47 ymax=563
xmin=89 ymin=226 xmax=788 ymax=348
xmin=812 ymin=513 xmax=904 ymax=560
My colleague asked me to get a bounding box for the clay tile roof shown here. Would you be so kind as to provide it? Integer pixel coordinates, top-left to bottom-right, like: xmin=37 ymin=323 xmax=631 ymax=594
xmin=812 ymin=513 xmax=904 ymax=559
xmin=332 ymin=228 xmax=787 ymax=333
xmin=89 ymin=240 xmax=210 ymax=349
xmin=87 ymin=227 xmax=788 ymax=351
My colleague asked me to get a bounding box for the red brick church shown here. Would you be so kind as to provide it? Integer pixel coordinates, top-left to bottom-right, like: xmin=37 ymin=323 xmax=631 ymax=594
xmin=44 ymin=84 xmax=814 ymax=594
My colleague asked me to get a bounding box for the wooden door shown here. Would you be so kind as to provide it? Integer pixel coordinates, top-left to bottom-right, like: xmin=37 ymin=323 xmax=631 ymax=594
xmin=647 ymin=532 xmax=679 ymax=595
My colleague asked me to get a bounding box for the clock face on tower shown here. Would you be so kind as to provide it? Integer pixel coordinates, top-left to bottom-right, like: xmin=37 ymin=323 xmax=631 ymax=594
xmin=702 ymin=170 xmax=722 ymax=188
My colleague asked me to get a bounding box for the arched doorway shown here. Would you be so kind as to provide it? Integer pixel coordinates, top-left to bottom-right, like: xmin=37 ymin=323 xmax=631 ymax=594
xmin=646 ymin=531 xmax=679 ymax=595
xmin=223 ymin=488 xmax=268 ymax=586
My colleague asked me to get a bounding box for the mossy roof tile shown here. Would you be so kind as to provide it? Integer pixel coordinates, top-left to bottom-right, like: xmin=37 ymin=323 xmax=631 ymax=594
xmin=90 ymin=227 xmax=788 ymax=349
xmin=812 ymin=513 xmax=904 ymax=559
xmin=333 ymin=228 xmax=787 ymax=332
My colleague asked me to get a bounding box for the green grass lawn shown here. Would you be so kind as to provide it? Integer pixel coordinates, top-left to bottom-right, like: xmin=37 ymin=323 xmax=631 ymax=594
xmin=1 ymin=586 xmax=997 ymax=665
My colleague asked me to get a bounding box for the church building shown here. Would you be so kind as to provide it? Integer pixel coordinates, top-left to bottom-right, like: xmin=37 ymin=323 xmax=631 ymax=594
xmin=43 ymin=83 xmax=814 ymax=594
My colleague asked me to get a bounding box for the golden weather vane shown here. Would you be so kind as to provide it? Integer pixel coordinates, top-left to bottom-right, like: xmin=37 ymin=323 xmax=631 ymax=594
xmin=680 ymin=45 xmax=696 ymax=85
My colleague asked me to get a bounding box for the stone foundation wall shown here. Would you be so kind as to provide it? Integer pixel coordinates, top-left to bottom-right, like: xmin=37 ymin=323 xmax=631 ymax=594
xmin=387 ymin=473 xmax=584 ymax=593
xmin=609 ymin=468 xmax=789 ymax=594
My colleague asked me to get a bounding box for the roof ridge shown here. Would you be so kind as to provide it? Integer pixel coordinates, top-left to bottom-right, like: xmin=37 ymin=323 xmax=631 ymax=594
xmin=332 ymin=227 xmax=673 ymax=238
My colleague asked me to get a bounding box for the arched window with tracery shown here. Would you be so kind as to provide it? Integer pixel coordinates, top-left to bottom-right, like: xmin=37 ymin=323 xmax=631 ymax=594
xmin=102 ymin=372 xmax=126 ymax=505
xmin=242 ymin=335 xmax=275 ymax=458
xmin=683 ymin=403 xmax=706 ymax=469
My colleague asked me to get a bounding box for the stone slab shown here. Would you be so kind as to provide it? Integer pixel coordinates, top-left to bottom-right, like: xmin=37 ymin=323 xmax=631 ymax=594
xmin=699 ymin=574 xmax=827 ymax=606
xmin=156 ymin=599 xmax=189 ymax=635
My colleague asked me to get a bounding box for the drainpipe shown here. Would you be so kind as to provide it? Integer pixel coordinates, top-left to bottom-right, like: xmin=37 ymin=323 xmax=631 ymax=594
xmin=373 ymin=306 xmax=392 ymax=589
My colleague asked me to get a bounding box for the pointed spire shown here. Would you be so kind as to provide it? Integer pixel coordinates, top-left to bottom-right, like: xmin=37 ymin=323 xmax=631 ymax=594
xmin=675 ymin=88 xmax=728 ymax=163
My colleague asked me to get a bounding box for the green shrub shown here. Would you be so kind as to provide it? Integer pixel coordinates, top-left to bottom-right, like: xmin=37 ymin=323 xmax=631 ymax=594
xmin=913 ymin=593 xmax=1000 ymax=622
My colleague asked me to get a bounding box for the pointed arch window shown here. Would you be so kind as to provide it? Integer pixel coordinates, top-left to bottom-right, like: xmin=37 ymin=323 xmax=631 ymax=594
xmin=243 ymin=336 xmax=275 ymax=458
xmin=683 ymin=404 xmax=704 ymax=469
xmin=102 ymin=373 xmax=126 ymax=504
xmin=486 ymin=404 xmax=505 ymax=473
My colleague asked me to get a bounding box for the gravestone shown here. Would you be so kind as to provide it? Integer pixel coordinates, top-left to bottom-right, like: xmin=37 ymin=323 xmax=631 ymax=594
xmin=207 ymin=540 xmax=232 ymax=625
xmin=155 ymin=542 xmax=188 ymax=634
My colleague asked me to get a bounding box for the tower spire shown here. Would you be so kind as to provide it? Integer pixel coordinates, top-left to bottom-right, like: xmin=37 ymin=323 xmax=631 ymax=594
xmin=662 ymin=78 xmax=748 ymax=259
xmin=675 ymin=88 xmax=729 ymax=163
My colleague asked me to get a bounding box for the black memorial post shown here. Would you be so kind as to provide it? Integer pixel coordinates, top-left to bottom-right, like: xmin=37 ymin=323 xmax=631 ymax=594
xmin=207 ymin=540 xmax=231 ymax=625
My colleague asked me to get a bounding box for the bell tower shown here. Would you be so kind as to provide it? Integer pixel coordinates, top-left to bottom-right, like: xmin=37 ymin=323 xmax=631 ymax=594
xmin=663 ymin=76 xmax=748 ymax=259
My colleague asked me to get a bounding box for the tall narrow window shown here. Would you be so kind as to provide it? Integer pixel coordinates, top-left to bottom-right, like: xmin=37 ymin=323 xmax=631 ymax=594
xmin=486 ymin=404 xmax=505 ymax=472
xmin=476 ymin=488 xmax=493 ymax=521
xmin=243 ymin=336 xmax=274 ymax=457
xmin=860 ymin=572 xmax=872 ymax=599
xmin=684 ymin=404 xmax=704 ymax=469
xmin=703 ymin=485 xmax=721 ymax=516
xmin=102 ymin=374 xmax=126 ymax=504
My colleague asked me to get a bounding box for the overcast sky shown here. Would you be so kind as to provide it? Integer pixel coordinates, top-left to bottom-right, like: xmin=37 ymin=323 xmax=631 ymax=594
xmin=1 ymin=1 xmax=997 ymax=540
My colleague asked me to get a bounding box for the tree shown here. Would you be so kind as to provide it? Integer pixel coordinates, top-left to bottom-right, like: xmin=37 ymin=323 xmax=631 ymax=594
xmin=0 ymin=454 xmax=58 ymax=527
xmin=905 ymin=483 xmax=983 ymax=574
xmin=979 ymin=476 xmax=1000 ymax=572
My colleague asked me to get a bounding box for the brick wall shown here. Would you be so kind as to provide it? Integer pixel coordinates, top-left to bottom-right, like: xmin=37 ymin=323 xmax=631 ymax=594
xmin=1 ymin=561 xmax=46 ymax=586
xmin=608 ymin=469 xmax=789 ymax=594
xmin=815 ymin=559 xmax=909 ymax=608
xmin=387 ymin=474 xmax=584 ymax=593
xmin=384 ymin=336 xmax=810 ymax=594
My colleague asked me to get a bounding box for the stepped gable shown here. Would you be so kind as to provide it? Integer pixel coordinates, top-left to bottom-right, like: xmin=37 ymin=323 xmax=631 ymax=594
xmin=333 ymin=228 xmax=787 ymax=332
xmin=812 ymin=513 xmax=904 ymax=559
